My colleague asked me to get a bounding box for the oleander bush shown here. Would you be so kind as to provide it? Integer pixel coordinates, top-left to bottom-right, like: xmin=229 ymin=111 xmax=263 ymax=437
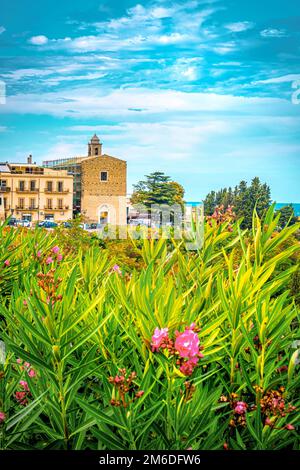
xmin=0 ymin=206 xmax=299 ymax=450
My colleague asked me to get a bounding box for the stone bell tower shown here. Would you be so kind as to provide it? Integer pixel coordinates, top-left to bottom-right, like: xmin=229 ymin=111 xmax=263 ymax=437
xmin=88 ymin=134 xmax=102 ymax=157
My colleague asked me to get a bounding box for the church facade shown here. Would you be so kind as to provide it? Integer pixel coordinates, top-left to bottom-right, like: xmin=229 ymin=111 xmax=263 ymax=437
xmin=43 ymin=135 xmax=127 ymax=226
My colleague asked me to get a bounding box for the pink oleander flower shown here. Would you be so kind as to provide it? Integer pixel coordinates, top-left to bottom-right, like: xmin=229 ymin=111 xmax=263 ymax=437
xmin=234 ymin=401 xmax=247 ymax=415
xmin=37 ymin=250 xmax=42 ymax=258
xmin=23 ymin=299 xmax=28 ymax=306
xmin=15 ymin=391 xmax=27 ymax=405
xmin=24 ymin=362 xmax=31 ymax=369
xmin=19 ymin=380 xmax=29 ymax=391
xmin=46 ymin=257 xmax=53 ymax=265
xmin=112 ymin=264 xmax=122 ymax=275
xmin=180 ymin=357 xmax=199 ymax=376
xmin=285 ymin=424 xmax=295 ymax=430
xmin=0 ymin=411 xmax=6 ymax=422
xmin=57 ymin=253 xmax=63 ymax=262
xmin=175 ymin=328 xmax=199 ymax=358
xmin=151 ymin=327 xmax=169 ymax=352
xmin=114 ymin=375 xmax=124 ymax=384
xmin=52 ymin=246 xmax=60 ymax=254
xmin=16 ymin=358 xmax=22 ymax=364
xmin=28 ymin=368 xmax=36 ymax=378
xmin=4 ymin=259 xmax=10 ymax=267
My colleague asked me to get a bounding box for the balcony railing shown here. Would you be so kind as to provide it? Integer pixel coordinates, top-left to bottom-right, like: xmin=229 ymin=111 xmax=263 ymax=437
xmin=11 ymin=169 xmax=44 ymax=175
xmin=44 ymin=206 xmax=69 ymax=211
xmin=0 ymin=186 xmax=10 ymax=192
xmin=15 ymin=206 xmax=39 ymax=211
xmin=16 ymin=188 xmax=39 ymax=193
xmin=44 ymin=189 xmax=69 ymax=194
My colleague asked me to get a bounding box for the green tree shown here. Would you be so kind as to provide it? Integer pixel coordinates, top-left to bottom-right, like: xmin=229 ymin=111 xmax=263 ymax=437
xmin=204 ymin=177 xmax=272 ymax=228
xmin=275 ymin=204 xmax=298 ymax=229
xmin=169 ymin=181 xmax=185 ymax=208
xmin=204 ymin=191 xmax=216 ymax=215
xmin=131 ymin=172 xmax=184 ymax=208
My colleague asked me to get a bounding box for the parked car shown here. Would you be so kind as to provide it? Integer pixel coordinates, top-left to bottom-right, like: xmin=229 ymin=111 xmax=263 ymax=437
xmin=7 ymin=218 xmax=17 ymax=227
xmin=16 ymin=219 xmax=31 ymax=227
xmin=43 ymin=221 xmax=58 ymax=229
xmin=128 ymin=218 xmax=150 ymax=227
xmin=88 ymin=223 xmax=100 ymax=230
xmin=62 ymin=222 xmax=72 ymax=228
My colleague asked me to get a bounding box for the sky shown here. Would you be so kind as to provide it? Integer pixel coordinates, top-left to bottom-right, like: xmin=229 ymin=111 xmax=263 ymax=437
xmin=0 ymin=0 xmax=299 ymax=201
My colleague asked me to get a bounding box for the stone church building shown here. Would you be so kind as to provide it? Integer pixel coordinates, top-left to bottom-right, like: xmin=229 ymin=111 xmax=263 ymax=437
xmin=43 ymin=135 xmax=127 ymax=225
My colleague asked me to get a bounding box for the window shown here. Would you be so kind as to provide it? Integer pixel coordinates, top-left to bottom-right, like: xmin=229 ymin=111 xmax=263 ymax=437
xmin=0 ymin=179 xmax=7 ymax=188
xmin=95 ymin=147 xmax=99 ymax=156
xmin=58 ymin=198 xmax=63 ymax=210
xmin=47 ymin=199 xmax=53 ymax=210
xmin=0 ymin=197 xmax=2 ymax=206
xmin=30 ymin=180 xmax=36 ymax=191
xmin=18 ymin=198 xmax=24 ymax=209
xmin=100 ymin=171 xmax=108 ymax=182
xmin=100 ymin=211 xmax=108 ymax=225
xmin=57 ymin=181 xmax=63 ymax=193
xmin=46 ymin=181 xmax=53 ymax=192
xmin=4 ymin=198 xmax=7 ymax=209
xmin=29 ymin=198 xmax=36 ymax=209
xmin=19 ymin=181 xmax=25 ymax=191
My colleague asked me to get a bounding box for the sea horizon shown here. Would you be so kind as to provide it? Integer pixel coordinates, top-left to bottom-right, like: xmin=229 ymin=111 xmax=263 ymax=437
xmin=185 ymin=201 xmax=300 ymax=217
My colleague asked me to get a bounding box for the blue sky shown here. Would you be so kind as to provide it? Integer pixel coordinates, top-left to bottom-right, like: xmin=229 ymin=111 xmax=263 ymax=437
xmin=0 ymin=0 xmax=299 ymax=201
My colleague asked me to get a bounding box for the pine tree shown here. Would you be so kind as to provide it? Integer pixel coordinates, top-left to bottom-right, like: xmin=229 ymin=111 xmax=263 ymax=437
xmin=131 ymin=172 xmax=183 ymax=208
xmin=203 ymin=177 xmax=272 ymax=228
xmin=275 ymin=204 xmax=297 ymax=229
xmin=203 ymin=191 xmax=216 ymax=215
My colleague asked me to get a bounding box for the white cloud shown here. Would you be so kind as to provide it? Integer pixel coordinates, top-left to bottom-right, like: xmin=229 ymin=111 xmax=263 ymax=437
xmin=0 ymin=26 xmax=6 ymax=35
xmin=40 ymin=114 xmax=300 ymax=201
xmin=2 ymin=68 xmax=55 ymax=80
xmin=25 ymin=3 xmax=218 ymax=53
xmin=172 ymin=58 xmax=201 ymax=81
xmin=39 ymin=142 xmax=87 ymax=161
xmin=260 ymin=28 xmax=287 ymax=38
xmin=38 ymin=119 xmax=232 ymax=166
xmin=225 ymin=21 xmax=254 ymax=33
xmin=255 ymin=74 xmax=300 ymax=84
xmin=214 ymin=61 xmax=243 ymax=66
xmin=181 ymin=66 xmax=198 ymax=80
xmin=37 ymin=31 xmax=191 ymax=52
xmin=28 ymin=35 xmax=49 ymax=45
xmin=150 ymin=7 xmax=173 ymax=19
xmin=1 ymin=57 xmax=164 ymax=88
xmin=0 ymin=86 xmax=290 ymax=119
xmin=155 ymin=33 xmax=188 ymax=45
xmin=44 ymin=72 xmax=107 ymax=86
xmin=213 ymin=41 xmax=236 ymax=54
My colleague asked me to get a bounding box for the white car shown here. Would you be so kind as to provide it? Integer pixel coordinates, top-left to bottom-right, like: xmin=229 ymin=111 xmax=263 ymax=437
xmin=17 ymin=219 xmax=31 ymax=227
